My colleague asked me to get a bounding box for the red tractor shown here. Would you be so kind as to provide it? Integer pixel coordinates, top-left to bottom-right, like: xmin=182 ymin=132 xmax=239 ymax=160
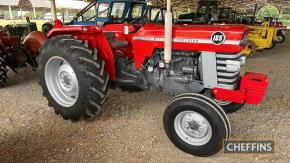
xmin=0 ymin=25 xmax=40 ymax=87
xmin=24 ymin=0 xmax=269 ymax=157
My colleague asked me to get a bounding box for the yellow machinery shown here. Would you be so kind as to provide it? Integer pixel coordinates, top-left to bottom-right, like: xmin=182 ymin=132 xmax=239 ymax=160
xmin=242 ymin=40 xmax=257 ymax=56
xmin=242 ymin=22 xmax=277 ymax=56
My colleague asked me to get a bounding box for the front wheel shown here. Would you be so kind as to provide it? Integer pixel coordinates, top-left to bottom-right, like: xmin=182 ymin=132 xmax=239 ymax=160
xmin=38 ymin=35 xmax=109 ymax=121
xmin=214 ymin=100 xmax=245 ymax=114
xmin=203 ymin=89 xmax=245 ymax=114
xmin=163 ymin=93 xmax=230 ymax=157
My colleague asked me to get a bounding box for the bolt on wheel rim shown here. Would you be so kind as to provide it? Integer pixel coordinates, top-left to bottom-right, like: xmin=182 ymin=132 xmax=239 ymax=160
xmin=174 ymin=111 xmax=212 ymax=146
xmin=45 ymin=56 xmax=79 ymax=107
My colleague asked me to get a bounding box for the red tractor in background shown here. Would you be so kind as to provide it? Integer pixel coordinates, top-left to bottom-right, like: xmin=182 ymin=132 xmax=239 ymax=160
xmin=0 ymin=25 xmax=40 ymax=87
xmin=24 ymin=0 xmax=269 ymax=157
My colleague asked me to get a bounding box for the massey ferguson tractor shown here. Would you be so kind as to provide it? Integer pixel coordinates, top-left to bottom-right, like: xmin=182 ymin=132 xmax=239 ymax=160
xmin=175 ymin=0 xmax=220 ymax=25
xmin=24 ymin=0 xmax=269 ymax=157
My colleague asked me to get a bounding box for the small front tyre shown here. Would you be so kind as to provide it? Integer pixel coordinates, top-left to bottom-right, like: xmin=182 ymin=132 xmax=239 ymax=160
xmin=163 ymin=93 xmax=230 ymax=157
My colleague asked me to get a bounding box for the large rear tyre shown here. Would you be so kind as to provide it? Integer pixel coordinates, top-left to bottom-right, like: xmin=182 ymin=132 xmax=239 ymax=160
xmin=38 ymin=35 xmax=109 ymax=121
xmin=163 ymin=93 xmax=230 ymax=157
xmin=0 ymin=53 xmax=7 ymax=88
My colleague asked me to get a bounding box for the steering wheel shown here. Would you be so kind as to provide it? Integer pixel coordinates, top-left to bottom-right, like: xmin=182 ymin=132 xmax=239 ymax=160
xmin=128 ymin=16 xmax=149 ymax=32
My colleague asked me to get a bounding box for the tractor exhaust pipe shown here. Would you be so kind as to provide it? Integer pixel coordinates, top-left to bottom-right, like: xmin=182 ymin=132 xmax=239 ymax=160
xmin=252 ymin=4 xmax=258 ymax=25
xmin=164 ymin=0 xmax=173 ymax=68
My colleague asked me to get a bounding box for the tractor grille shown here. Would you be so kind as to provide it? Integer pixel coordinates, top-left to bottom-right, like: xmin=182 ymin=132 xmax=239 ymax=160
xmin=216 ymin=52 xmax=243 ymax=90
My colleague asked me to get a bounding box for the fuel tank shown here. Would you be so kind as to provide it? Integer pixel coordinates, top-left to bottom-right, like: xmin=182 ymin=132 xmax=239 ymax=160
xmin=132 ymin=23 xmax=249 ymax=68
xmin=133 ymin=23 xmax=249 ymax=53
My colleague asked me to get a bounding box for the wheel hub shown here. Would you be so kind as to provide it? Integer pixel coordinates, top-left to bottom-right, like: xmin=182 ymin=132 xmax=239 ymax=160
xmin=174 ymin=111 xmax=212 ymax=146
xmin=182 ymin=113 xmax=209 ymax=138
xmin=188 ymin=120 xmax=200 ymax=131
xmin=58 ymin=65 xmax=74 ymax=90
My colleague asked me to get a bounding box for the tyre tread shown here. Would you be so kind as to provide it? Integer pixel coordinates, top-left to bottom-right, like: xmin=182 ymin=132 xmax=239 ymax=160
xmin=38 ymin=35 xmax=109 ymax=121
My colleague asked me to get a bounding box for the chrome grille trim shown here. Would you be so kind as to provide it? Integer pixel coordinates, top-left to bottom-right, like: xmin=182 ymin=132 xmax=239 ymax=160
xmin=216 ymin=52 xmax=243 ymax=59
xmin=216 ymin=52 xmax=243 ymax=90
xmin=217 ymin=71 xmax=240 ymax=77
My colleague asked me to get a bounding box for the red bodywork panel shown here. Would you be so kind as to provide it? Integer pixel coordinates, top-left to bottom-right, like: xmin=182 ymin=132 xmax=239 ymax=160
xmin=102 ymin=24 xmax=136 ymax=59
xmin=131 ymin=23 xmax=248 ymax=68
xmin=47 ymin=20 xmax=249 ymax=79
xmin=47 ymin=23 xmax=116 ymax=80
xmin=23 ymin=31 xmax=48 ymax=56
xmin=213 ymin=72 xmax=269 ymax=105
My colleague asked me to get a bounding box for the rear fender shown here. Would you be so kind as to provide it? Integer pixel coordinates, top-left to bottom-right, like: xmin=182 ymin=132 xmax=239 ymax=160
xmin=48 ymin=25 xmax=115 ymax=80
xmin=23 ymin=31 xmax=48 ymax=56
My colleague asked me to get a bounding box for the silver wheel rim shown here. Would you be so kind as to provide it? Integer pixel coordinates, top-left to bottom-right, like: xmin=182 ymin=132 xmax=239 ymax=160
xmin=276 ymin=36 xmax=283 ymax=42
xmin=45 ymin=56 xmax=79 ymax=107
xmin=174 ymin=111 xmax=212 ymax=146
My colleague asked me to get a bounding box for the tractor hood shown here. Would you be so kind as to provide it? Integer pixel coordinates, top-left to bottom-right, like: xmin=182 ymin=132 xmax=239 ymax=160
xmin=133 ymin=23 xmax=249 ymax=54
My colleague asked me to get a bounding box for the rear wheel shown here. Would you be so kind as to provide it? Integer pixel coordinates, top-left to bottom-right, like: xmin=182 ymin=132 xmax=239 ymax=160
xmin=266 ymin=40 xmax=276 ymax=50
xmin=275 ymin=35 xmax=285 ymax=43
xmin=163 ymin=93 xmax=229 ymax=157
xmin=0 ymin=53 xmax=7 ymax=88
xmin=38 ymin=35 xmax=109 ymax=121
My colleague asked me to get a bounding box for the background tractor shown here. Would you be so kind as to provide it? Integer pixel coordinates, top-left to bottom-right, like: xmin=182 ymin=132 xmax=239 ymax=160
xmin=175 ymin=0 xmax=220 ymax=25
xmin=175 ymin=12 xmax=195 ymax=24
xmin=235 ymin=12 xmax=247 ymax=24
xmin=0 ymin=24 xmax=40 ymax=87
xmin=24 ymin=0 xmax=269 ymax=157
xmin=194 ymin=0 xmax=220 ymax=24
xmin=4 ymin=17 xmax=38 ymax=38
xmin=215 ymin=7 xmax=236 ymax=24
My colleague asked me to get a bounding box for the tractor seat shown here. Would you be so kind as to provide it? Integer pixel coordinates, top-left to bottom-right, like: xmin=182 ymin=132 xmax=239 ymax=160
xmin=108 ymin=39 xmax=128 ymax=49
xmin=104 ymin=32 xmax=128 ymax=49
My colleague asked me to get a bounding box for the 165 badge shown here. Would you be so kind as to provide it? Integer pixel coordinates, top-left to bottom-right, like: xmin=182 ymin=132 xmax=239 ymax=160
xmin=211 ymin=31 xmax=226 ymax=45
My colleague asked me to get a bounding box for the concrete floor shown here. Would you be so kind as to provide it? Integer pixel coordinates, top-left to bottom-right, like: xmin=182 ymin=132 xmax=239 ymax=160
xmin=0 ymin=32 xmax=290 ymax=162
